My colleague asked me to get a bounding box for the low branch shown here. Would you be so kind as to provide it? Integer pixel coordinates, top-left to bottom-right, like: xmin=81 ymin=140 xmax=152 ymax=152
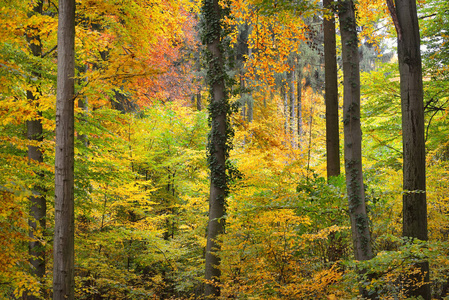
xmin=418 ymin=13 xmax=437 ymax=20
xmin=369 ymin=133 xmax=402 ymax=155
xmin=41 ymin=44 xmax=57 ymax=58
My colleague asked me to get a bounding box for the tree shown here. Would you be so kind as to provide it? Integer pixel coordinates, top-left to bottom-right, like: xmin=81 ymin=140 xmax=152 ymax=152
xmin=287 ymin=67 xmax=297 ymax=148
xmin=338 ymin=0 xmax=375 ymax=297
xmin=53 ymin=0 xmax=75 ymax=299
xmin=25 ymin=1 xmax=47 ymax=299
xmin=387 ymin=0 xmax=430 ymax=297
xmin=323 ymin=0 xmax=340 ymax=178
xmin=201 ymin=0 xmax=231 ymax=297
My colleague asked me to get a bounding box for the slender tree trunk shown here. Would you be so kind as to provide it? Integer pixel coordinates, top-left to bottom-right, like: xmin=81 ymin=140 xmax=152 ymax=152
xmin=288 ymin=69 xmax=297 ymax=148
xmin=247 ymin=97 xmax=253 ymax=122
xmin=391 ymin=0 xmax=430 ymax=297
xmin=203 ymin=0 xmax=229 ymax=297
xmin=282 ymin=82 xmax=288 ymax=133
xmin=25 ymin=2 xmax=47 ymax=299
xmin=195 ymin=45 xmax=203 ymax=111
xmin=296 ymin=60 xmax=303 ymax=143
xmin=26 ymin=107 xmax=46 ymax=300
xmin=338 ymin=0 xmax=375 ymax=297
xmin=197 ymin=92 xmax=202 ymax=111
xmin=306 ymin=95 xmax=314 ymax=178
xmin=77 ymin=65 xmax=89 ymax=147
xmin=53 ymin=0 xmax=76 ymax=299
xmin=324 ymin=0 xmax=341 ymax=178
xmin=241 ymin=75 xmax=246 ymax=121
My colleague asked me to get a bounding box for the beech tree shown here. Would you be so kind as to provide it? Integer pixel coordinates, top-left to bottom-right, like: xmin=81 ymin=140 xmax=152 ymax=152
xmin=202 ymin=0 xmax=231 ymax=297
xmin=25 ymin=1 xmax=46 ymax=299
xmin=3 ymin=0 xmax=449 ymax=298
xmin=338 ymin=0 xmax=375 ymax=297
xmin=387 ymin=0 xmax=430 ymax=297
xmin=324 ymin=0 xmax=340 ymax=178
xmin=53 ymin=0 xmax=76 ymax=299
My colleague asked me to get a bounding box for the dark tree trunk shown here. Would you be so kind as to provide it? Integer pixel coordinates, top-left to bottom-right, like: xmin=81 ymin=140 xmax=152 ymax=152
xmin=393 ymin=0 xmax=430 ymax=297
xmin=324 ymin=0 xmax=341 ymax=178
xmin=197 ymin=92 xmax=202 ymax=111
xmin=338 ymin=0 xmax=375 ymax=297
xmin=53 ymin=0 xmax=76 ymax=299
xmin=202 ymin=0 xmax=229 ymax=297
xmin=25 ymin=2 xmax=47 ymax=299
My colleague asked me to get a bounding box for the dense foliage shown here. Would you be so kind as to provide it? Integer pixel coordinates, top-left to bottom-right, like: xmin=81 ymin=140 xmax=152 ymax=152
xmin=0 ymin=0 xmax=448 ymax=299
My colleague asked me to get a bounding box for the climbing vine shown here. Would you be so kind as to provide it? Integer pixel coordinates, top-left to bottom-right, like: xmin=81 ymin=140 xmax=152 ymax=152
xmin=201 ymin=0 xmax=237 ymax=205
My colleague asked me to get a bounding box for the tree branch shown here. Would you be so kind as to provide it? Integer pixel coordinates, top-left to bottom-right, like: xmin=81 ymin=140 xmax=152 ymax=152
xmin=386 ymin=0 xmax=402 ymax=41
xmin=41 ymin=44 xmax=57 ymax=58
xmin=418 ymin=13 xmax=437 ymax=20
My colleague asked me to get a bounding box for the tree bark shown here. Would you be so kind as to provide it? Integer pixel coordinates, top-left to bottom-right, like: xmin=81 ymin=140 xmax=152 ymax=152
xmin=197 ymin=92 xmax=202 ymax=111
xmin=203 ymin=0 xmax=228 ymax=297
xmin=324 ymin=0 xmax=341 ymax=178
xmin=338 ymin=0 xmax=375 ymax=297
xmin=195 ymin=45 xmax=203 ymax=112
xmin=282 ymin=81 xmax=289 ymax=134
xmin=394 ymin=0 xmax=430 ymax=297
xmin=296 ymin=59 xmax=303 ymax=142
xmin=53 ymin=0 xmax=76 ymax=299
xmin=288 ymin=68 xmax=297 ymax=148
xmin=25 ymin=2 xmax=47 ymax=299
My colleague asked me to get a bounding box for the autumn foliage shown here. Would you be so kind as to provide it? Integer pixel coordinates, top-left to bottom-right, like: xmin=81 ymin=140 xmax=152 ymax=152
xmin=0 ymin=0 xmax=449 ymax=299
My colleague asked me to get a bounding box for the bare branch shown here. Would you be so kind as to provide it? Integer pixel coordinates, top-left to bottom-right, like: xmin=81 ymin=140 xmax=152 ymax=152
xmin=41 ymin=44 xmax=57 ymax=58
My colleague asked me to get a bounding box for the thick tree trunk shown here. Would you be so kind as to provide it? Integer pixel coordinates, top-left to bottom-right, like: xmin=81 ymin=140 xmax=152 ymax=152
xmin=394 ymin=0 xmax=430 ymax=298
xmin=324 ymin=0 xmax=341 ymax=178
xmin=53 ymin=0 xmax=76 ymax=299
xmin=203 ymin=0 xmax=228 ymax=297
xmin=338 ymin=1 xmax=375 ymax=297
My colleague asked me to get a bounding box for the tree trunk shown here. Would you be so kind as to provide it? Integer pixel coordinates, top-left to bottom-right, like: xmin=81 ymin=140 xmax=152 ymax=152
xmin=288 ymin=68 xmax=297 ymax=148
xmin=53 ymin=0 xmax=76 ymax=299
xmin=393 ymin=0 xmax=430 ymax=297
xmin=203 ymin=0 xmax=229 ymax=297
xmin=338 ymin=0 xmax=375 ymax=297
xmin=25 ymin=2 xmax=47 ymax=299
xmin=324 ymin=0 xmax=341 ymax=178
xmin=197 ymin=92 xmax=202 ymax=111
xmin=241 ymin=75 xmax=246 ymax=121
xmin=282 ymin=82 xmax=288 ymax=134
xmin=195 ymin=44 xmax=203 ymax=112
xmin=77 ymin=64 xmax=89 ymax=147
xmin=247 ymin=97 xmax=253 ymax=123
xmin=296 ymin=59 xmax=303 ymax=143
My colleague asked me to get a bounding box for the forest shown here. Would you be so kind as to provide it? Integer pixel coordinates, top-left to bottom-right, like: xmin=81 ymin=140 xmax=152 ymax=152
xmin=0 ymin=0 xmax=448 ymax=299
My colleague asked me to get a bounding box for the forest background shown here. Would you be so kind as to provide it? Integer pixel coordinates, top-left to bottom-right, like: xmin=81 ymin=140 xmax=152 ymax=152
xmin=0 ymin=0 xmax=448 ymax=299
